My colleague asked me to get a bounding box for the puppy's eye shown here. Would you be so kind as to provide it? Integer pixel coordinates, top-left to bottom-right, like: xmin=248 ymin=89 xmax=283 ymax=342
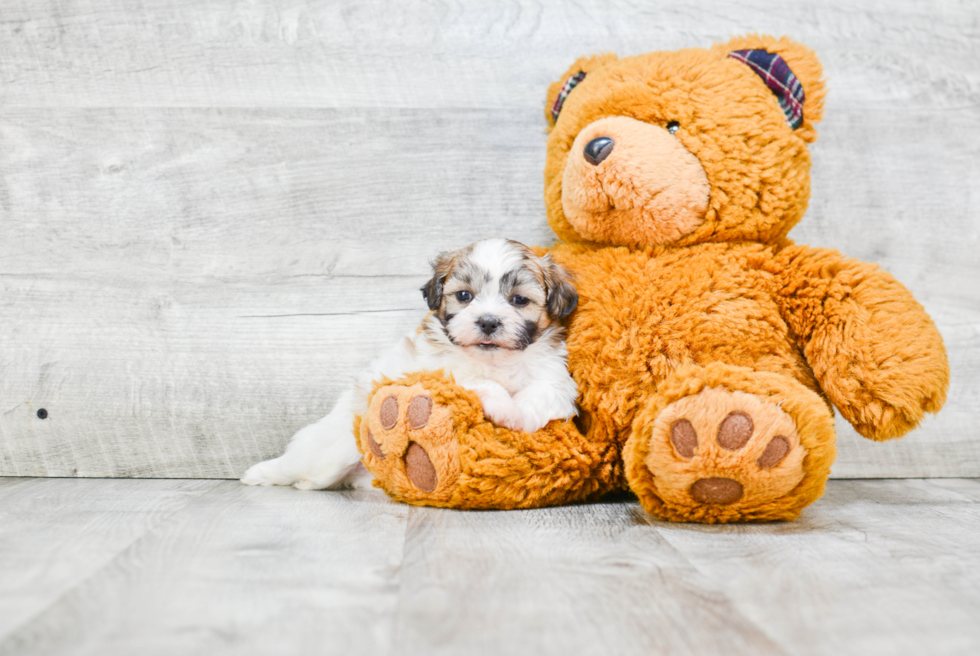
xmin=510 ymin=295 xmax=530 ymax=307
xmin=455 ymin=290 xmax=473 ymax=303
xmin=666 ymin=121 xmax=680 ymax=135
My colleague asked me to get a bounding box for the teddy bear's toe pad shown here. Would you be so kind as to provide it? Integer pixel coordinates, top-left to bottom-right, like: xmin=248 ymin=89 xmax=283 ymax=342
xmin=404 ymin=442 xmax=438 ymax=492
xmin=647 ymin=387 xmax=807 ymax=510
xmin=359 ymin=383 xmax=460 ymax=502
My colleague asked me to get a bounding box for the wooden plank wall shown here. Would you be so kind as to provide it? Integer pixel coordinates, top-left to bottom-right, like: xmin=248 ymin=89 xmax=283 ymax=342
xmin=1 ymin=0 xmax=978 ymax=479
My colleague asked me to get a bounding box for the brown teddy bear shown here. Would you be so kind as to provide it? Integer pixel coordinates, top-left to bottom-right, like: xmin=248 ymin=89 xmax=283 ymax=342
xmin=353 ymin=35 xmax=950 ymax=523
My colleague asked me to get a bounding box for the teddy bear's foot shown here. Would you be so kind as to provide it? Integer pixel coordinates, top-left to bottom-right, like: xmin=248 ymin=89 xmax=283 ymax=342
xmin=356 ymin=371 xmax=616 ymax=509
xmin=625 ymin=363 xmax=837 ymax=523
xmin=645 ymin=389 xmax=806 ymax=511
xmin=358 ymin=379 xmax=463 ymax=504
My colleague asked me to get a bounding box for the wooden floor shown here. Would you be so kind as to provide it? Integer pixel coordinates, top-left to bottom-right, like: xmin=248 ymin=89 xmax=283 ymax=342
xmin=0 ymin=478 xmax=977 ymax=655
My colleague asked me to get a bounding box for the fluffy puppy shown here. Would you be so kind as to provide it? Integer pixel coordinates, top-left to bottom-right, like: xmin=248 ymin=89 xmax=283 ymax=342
xmin=242 ymin=238 xmax=579 ymax=490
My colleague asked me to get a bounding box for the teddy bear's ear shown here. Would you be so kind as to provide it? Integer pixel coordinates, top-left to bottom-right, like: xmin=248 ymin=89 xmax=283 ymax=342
xmin=715 ymin=35 xmax=826 ymax=141
xmin=545 ymin=53 xmax=618 ymax=129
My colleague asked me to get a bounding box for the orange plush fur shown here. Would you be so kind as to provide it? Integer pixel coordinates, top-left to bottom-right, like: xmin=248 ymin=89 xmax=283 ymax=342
xmin=357 ymin=35 xmax=949 ymax=523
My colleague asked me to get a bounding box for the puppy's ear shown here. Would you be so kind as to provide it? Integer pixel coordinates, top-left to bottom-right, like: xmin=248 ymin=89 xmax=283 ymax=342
xmin=542 ymin=256 xmax=578 ymax=319
xmin=420 ymin=251 xmax=454 ymax=311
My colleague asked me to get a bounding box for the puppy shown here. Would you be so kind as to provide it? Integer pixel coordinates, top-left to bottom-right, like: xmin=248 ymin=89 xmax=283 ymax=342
xmin=241 ymin=238 xmax=579 ymax=490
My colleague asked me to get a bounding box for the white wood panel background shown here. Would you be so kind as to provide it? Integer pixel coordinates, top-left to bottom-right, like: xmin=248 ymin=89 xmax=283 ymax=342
xmin=0 ymin=0 xmax=978 ymax=479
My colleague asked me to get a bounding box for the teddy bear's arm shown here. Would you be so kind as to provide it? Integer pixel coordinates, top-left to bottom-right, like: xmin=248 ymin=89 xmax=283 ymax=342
xmin=770 ymin=245 xmax=949 ymax=441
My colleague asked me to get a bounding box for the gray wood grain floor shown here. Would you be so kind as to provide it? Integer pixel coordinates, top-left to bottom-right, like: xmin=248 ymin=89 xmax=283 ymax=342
xmin=0 ymin=478 xmax=978 ymax=656
xmin=2 ymin=0 xmax=978 ymax=481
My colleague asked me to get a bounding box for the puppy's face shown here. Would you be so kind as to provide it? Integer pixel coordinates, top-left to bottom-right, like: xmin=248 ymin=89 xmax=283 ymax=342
xmin=421 ymin=239 xmax=577 ymax=352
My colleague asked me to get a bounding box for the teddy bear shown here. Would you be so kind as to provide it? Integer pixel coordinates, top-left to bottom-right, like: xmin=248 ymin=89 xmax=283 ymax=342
xmin=352 ymin=35 xmax=950 ymax=523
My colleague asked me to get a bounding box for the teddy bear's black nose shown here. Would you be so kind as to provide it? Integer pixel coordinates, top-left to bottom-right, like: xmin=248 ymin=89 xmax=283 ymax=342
xmin=583 ymin=136 xmax=614 ymax=165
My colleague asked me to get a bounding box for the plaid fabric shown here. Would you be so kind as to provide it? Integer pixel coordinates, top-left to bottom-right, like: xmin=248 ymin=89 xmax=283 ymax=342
xmin=551 ymin=71 xmax=586 ymax=123
xmin=728 ymin=49 xmax=805 ymax=129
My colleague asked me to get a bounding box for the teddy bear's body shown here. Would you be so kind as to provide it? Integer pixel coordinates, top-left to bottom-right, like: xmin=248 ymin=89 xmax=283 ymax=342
xmin=354 ymin=35 xmax=949 ymax=522
xmin=556 ymin=241 xmax=823 ymax=433
xmin=549 ymin=237 xmax=946 ymax=521
xmin=555 ymin=240 xmax=821 ymax=459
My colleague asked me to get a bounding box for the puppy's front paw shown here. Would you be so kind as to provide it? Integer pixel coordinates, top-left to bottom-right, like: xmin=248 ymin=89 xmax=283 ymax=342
xmin=482 ymin=405 xmax=525 ymax=432
xmin=480 ymin=397 xmax=524 ymax=431
xmin=472 ymin=385 xmax=525 ymax=432
xmin=470 ymin=381 xmax=508 ymax=404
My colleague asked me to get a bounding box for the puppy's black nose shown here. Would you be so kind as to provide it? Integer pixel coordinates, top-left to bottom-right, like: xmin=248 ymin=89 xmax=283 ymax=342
xmin=583 ymin=136 xmax=614 ymax=165
xmin=477 ymin=315 xmax=501 ymax=335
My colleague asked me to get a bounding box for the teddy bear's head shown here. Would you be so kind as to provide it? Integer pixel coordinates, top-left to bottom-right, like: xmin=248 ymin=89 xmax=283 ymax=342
xmin=544 ymin=35 xmax=826 ymax=248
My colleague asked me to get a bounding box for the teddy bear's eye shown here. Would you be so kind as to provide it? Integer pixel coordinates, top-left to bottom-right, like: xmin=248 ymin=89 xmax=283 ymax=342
xmin=667 ymin=121 xmax=680 ymax=135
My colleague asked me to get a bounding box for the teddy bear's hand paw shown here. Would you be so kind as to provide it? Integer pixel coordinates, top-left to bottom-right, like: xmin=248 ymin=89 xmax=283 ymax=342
xmin=639 ymin=388 xmax=810 ymax=520
xmin=359 ymin=382 xmax=461 ymax=502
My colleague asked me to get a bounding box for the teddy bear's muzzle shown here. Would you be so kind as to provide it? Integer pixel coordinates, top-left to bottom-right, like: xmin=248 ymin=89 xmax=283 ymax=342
xmin=561 ymin=116 xmax=711 ymax=247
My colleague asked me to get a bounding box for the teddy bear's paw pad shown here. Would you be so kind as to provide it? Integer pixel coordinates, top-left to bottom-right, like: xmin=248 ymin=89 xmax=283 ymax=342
xmin=689 ymin=477 xmax=744 ymax=504
xmin=404 ymin=442 xmax=437 ymax=492
xmin=360 ymin=383 xmax=460 ymax=502
xmin=648 ymin=387 xmax=807 ymax=508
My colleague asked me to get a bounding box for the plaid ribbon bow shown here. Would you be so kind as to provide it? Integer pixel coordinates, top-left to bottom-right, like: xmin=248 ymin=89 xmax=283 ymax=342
xmin=551 ymin=71 xmax=586 ymax=124
xmin=728 ymin=49 xmax=805 ymax=129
